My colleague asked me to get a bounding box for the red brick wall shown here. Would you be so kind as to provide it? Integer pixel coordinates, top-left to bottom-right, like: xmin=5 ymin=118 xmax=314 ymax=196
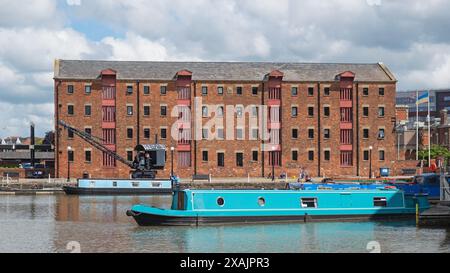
xmin=55 ymin=76 xmax=397 ymax=179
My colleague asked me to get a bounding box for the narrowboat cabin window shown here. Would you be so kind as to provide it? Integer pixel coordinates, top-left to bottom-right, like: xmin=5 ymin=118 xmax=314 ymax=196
xmin=258 ymin=197 xmax=265 ymax=207
xmin=152 ymin=182 xmax=161 ymax=188
xmin=112 ymin=181 xmax=117 ymax=187
xmin=217 ymin=197 xmax=225 ymax=207
xmin=374 ymin=197 xmax=387 ymax=207
xmin=301 ymin=198 xmax=318 ymax=208
xmin=132 ymin=182 xmax=140 ymax=187
xmin=89 ymin=181 xmax=95 ymax=187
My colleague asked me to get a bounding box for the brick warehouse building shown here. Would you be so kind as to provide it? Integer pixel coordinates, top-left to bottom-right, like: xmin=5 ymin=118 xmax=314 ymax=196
xmin=54 ymin=60 xmax=397 ymax=179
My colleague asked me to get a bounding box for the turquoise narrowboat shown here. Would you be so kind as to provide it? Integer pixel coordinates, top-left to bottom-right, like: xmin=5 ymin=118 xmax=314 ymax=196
xmin=126 ymin=189 xmax=430 ymax=226
xmin=63 ymin=178 xmax=175 ymax=195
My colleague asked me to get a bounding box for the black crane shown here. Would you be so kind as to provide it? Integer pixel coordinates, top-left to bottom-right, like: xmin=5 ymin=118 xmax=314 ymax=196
xmin=58 ymin=120 xmax=166 ymax=179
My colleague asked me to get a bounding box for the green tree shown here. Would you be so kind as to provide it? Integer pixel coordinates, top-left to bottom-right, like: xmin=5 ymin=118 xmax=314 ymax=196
xmin=418 ymin=145 xmax=450 ymax=165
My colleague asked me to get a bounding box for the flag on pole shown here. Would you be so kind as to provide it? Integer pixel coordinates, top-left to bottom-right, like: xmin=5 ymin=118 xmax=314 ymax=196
xmin=416 ymin=91 xmax=429 ymax=105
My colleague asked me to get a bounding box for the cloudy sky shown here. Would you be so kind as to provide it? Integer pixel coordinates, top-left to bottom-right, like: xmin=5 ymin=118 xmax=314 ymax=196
xmin=1 ymin=0 xmax=450 ymax=138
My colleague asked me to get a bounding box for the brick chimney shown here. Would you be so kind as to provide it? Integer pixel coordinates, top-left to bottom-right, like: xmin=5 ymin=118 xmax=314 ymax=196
xmin=440 ymin=109 xmax=448 ymax=125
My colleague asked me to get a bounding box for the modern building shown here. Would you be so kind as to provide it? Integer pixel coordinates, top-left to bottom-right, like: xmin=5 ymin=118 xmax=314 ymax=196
xmin=54 ymin=60 xmax=397 ymax=179
xmin=396 ymin=89 xmax=450 ymax=122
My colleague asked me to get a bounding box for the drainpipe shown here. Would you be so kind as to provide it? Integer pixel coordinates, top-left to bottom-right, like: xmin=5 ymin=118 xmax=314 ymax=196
xmin=193 ymin=81 xmax=197 ymax=176
xmin=317 ymin=82 xmax=321 ymax=177
xmin=136 ymin=80 xmax=140 ymax=146
xmin=55 ymin=80 xmax=62 ymax=178
xmin=261 ymin=81 xmax=265 ymax=178
xmin=356 ymin=82 xmax=360 ymax=177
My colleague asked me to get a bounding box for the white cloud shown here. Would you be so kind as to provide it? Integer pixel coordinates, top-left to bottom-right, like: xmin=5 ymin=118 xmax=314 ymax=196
xmin=2 ymin=0 xmax=450 ymax=137
xmin=0 ymin=0 xmax=62 ymax=28
xmin=101 ymin=33 xmax=169 ymax=61
xmin=0 ymin=102 xmax=54 ymax=138
xmin=67 ymin=0 xmax=82 ymax=6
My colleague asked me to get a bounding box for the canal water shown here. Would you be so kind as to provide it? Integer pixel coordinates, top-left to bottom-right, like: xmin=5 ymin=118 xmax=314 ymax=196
xmin=0 ymin=194 xmax=449 ymax=253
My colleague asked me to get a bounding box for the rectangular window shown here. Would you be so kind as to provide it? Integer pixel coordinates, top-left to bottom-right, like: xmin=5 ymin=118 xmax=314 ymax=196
xmin=127 ymin=105 xmax=133 ymax=116
xmin=202 ymin=106 xmax=208 ymax=117
xmin=374 ymin=197 xmax=387 ymax=207
xmin=379 ymin=150 xmax=385 ymax=161
xmin=202 ymin=150 xmax=208 ymax=162
xmin=363 ymin=88 xmax=369 ymax=96
xmin=236 ymin=153 xmax=244 ymax=167
xmin=308 ymin=87 xmax=314 ymax=96
xmin=301 ymin=198 xmax=317 ymax=208
xmin=236 ymin=106 xmax=243 ymax=117
xmin=378 ymin=107 xmax=385 ymax=117
xmin=84 ymin=105 xmax=91 ymax=116
xmin=324 ymin=128 xmax=330 ymax=139
xmin=85 ymin=85 xmax=91 ymax=94
xmin=340 ymin=108 xmax=352 ymax=122
xmin=132 ymin=182 xmax=139 ymax=187
xmin=236 ymin=86 xmax=243 ymax=95
xmin=84 ymin=128 xmax=91 ymax=135
xmin=67 ymin=85 xmax=74 ymax=94
xmin=292 ymin=128 xmax=298 ymax=139
xmin=251 ymin=128 xmax=259 ymax=140
xmin=324 ymin=87 xmax=330 ymax=96
xmin=143 ymin=86 xmax=150 ymax=95
xmin=363 ymin=128 xmax=369 ymax=139
xmin=308 ymin=128 xmax=314 ymax=139
xmin=126 ymin=86 xmax=133 ymax=95
xmin=160 ymin=86 xmax=167 ymax=95
xmin=308 ymin=150 xmax=314 ymax=161
xmin=363 ymin=106 xmax=369 ymax=117
xmin=102 ymin=129 xmax=115 ymax=144
xmin=160 ymin=106 xmax=167 ymax=116
xmin=217 ymin=86 xmax=224 ymax=95
xmin=85 ymin=150 xmax=91 ymax=162
xmin=324 ymin=106 xmax=330 ymax=117
xmin=217 ymin=128 xmax=224 ymax=140
xmin=127 ymin=151 xmax=133 ymax=161
xmin=68 ymin=105 xmax=74 ymax=115
xmin=143 ymin=105 xmax=150 ymax=116
xmin=160 ymin=128 xmax=167 ymax=139
xmin=178 ymin=151 xmax=191 ymax=167
xmin=144 ymin=128 xmax=150 ymax=139
xmin=68 ymin=130 xmax=74 ymax=138
xmin=291 ymin=106 xmax=298 ymax=117
xmin=308 ymin=106 xmax=314 ymax=117
xmin=340 ymin=129 xmax=352 ymax=144
xmin=269 ymin=151 xmax=281 ymax=166
xmin=291 ymin=87 xmax=298 ymax=96
xmin=236 ymin=128 xmax=243 ymax=140
xmin=379 ymin=87 xmax=385 ymax=96
xmin=68 ymin=150 xmax=74 ymax=162
xmin=324 ymin=150 xmax=330 ymax=161
xmin=292 ymin=150 xmax=298 ymax=161
xmin=252 ymin=87 xmax=258 ymax=95
xmin=252 ymin=106 xmax=258 ymax=117
xmin=252 ymin=150 xmax=258 ymax=161
xmin=102 ymin=152 xmax=116 ymax=167
xmin=378 ymin=128 xmax=385 ymax=139
xmin=202 ymin=128 xmax=208 ymax=140
xmin=340 ymin=151 xmax=353 ymax=166
xmin=217 ymin=106 xmax=224 ymax=117
xmin=363 ymin=150 xmax=370 ymax=161
xmin=202 ymin=86 xmax=208 ymax=96
xmin=217 ymin=152 xmax=225 ymax=167
xmin=127 ymin=128 xmax=133 ymax=139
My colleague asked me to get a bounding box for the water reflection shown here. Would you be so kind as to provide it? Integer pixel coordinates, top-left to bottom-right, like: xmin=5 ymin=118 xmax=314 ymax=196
xmin=1 ymin=194 xmax=450 ymax=253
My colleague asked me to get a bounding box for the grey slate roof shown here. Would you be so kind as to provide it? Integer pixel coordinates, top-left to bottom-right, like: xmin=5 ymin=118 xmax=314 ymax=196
xmin=54 ymin=60 xmax=397 ymax=82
